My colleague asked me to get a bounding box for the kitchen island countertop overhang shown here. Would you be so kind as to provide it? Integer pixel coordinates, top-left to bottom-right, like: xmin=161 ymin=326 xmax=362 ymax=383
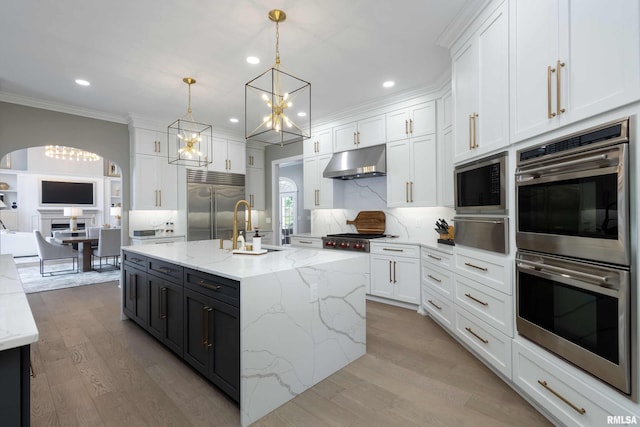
xmin=120 ymin=240 xmax=369 ymax=426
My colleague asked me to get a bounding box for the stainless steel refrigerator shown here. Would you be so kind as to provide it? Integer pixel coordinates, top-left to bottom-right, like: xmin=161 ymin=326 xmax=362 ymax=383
xmin=187 ymin=169 xmax=246 ymax=241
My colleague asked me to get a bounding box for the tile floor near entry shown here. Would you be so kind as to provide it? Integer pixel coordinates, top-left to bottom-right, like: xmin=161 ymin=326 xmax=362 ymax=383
xmin=27 ymin=282 xmax=551 ymax=426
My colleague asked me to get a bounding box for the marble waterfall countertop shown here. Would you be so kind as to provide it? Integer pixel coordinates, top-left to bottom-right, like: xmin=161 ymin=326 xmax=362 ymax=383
xmin=0 ymin=254 xmax=39 ymax=350
xmin=121 ymin=239 xmax=369 ymax=426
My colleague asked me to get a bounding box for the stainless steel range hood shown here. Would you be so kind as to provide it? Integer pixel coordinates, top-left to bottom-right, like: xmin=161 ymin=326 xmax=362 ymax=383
xmin=322 ymin=145 xmax=386 ymax=180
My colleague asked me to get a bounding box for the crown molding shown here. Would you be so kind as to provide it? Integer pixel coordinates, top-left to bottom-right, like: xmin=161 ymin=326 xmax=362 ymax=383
xmin=436 ymin=0 xmax=492 ymax=50
xmin=0 ymin=91 xmax=128 ymax=124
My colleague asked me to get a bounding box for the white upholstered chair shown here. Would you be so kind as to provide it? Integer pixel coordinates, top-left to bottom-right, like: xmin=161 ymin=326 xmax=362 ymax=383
xmin=33 ymin=230 xmax=78 ymax=276
xmin=86 ymin=226 xmax=101 ymax=249
xmin=92 ymin=228 xmax=121 ymax=272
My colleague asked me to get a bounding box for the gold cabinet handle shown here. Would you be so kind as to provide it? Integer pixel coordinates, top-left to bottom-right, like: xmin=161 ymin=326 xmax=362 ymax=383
xmin=556 ymin=60 xmax=565 ymax=115
xmin=537 ymin=380 xmax=586 ymax=415
xmin=472 ymin=113 xmax=478 ymax=148
xmin=547 ymin=65 xmax=557 ymax=118
xmin=353 ymin=132 xmax=357 ymax=145
xmin=465 ymin=292 xmax=488 ymax=306
xmin=405 ymin=182 xmax=409 ymax=203
xmin=468 ymin=114 xmax=473 ymax=149
xmin=428 ymin=300 xmax=442 ymax=310
xmin=410 ymin=181 xmax=414 ymax=202
xmin=383 ymin=248 xmax=404 ymax=252
xmin=197 ymin=279 xmax=221 ymax=292
xmin=409 ymin=119 xmax=413 ymax=134
xmin=465 ymin=327 xmax=489 ymax=344
xmin=427 ymin=254 xmax=442 ymax=261
xmin=158 ymin=286 xmax=162 ymax=319
xmin=427 ymin=274 xmax=441 ymax=283
xmin=202 ymin=306 xmax=209 ymax=348
xmin=393 ymin=261 xmax=397 ymax=283
xmin=405 ymin=119 xmax=409 ymax=135
xmin=357 ymin=131 xmax=360 ymax=145
xmin=389 ymin=260 xmax=393 ymax=283
xmin=159 ymin=190 xmax=162 ymax=207
xmin=464 ymin=262 xmax=488 ymax=272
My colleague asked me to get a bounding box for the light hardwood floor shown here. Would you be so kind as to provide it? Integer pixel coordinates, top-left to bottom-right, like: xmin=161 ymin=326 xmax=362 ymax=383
xmin=27 ymin=281 xmax=551 ymax=426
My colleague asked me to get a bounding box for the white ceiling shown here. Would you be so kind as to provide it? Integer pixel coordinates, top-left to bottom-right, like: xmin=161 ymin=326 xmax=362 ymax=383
xmin=0 ymin=0 xmax=472 ymax=133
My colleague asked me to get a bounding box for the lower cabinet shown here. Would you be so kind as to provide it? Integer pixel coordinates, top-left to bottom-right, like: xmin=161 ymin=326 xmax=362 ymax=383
xmin=370 ymin=243 xmax=420 ymax=305
xmin=148 ymin=276 xmax=183 ymax=356
xmin=122 ymin=262 xmax=148 ymax=326
xmin=0 ymin=345 xmax=30 ymax=427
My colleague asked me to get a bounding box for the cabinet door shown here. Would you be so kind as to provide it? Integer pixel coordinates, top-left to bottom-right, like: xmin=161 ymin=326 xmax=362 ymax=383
xmin=333 ymin=122 xmax=358 ymax=152
xmin=386 ymin=140 xmax=412 ymax=207
xmin=453 ymin=40 xmax=478 ymax=161
xmin=157 ymin=159 xmax=177 ymax=209
xmin=210 ymin=298 xmax=240 ymax=402
xmin=133 ymin=128 xmax=165 ymax=156
xmin=246 ymin=147 xmax=265 ymax=169
xmin=226 ymin=140 xmax=246 ymax=174
xmin=370 ymin=255 xmax=395 ymax=299
xmin=303 ymin=157 xmax=319 ymax=209
xmin=246 ymin=167 xmax=265 ymax=210
xmin=305 ymin=128 xmax=333 ymax=156
xmin=209 ymin=137 xmax=229 ymax=172
xmin=123 ymin=264 xmax=148 ymax=326
xmin=317 ymin=154 xmax=335 ymax=208
xmin=411 ymin=135 xmax=437 ymax=206
xmin=132 ymin=154 xmax=158 ymax=210
xmin=439 ymin=127 xmax=455 ymax=207
xmin=148 ymin=276 xmax=183 ymax=355
xmin=394 ymin=257 xmax=420 ymax=304
xmin=563 ymin=0 xmax=640 ymax=123
xmin=183 ymin=288 xmax=212 ymax=377
xmin=510 ymin=0 xmax=562 ymax=141
xmin=409 ymin=102 xmax=436 ymax=137
xmin=356 ymin=114 xmax=386 ymax=148
xmin=386 ymin=109 xmax=410 ymax=142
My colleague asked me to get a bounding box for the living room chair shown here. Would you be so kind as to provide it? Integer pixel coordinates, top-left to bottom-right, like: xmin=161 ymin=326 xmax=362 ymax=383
xmin=92 ymin=228 xmax=121 ymax=272
xmin=33 ymin=230 xmax=78 ymax=276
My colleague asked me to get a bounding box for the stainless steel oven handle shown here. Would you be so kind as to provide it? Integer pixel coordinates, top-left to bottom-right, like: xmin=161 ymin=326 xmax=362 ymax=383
xmin=517 ymin=259 xmax=609 ymax=285
xmin=453 ymin=218 xmax=504 ymax=224
xmin=515 ymin=154 xmax=609 ymax=176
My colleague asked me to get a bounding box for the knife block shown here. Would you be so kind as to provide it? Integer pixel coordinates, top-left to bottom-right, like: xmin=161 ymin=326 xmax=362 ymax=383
xmin=438 ymin=226 xmax=454 ymax=240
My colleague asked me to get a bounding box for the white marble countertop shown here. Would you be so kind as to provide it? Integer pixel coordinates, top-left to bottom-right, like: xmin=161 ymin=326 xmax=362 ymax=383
xmin=121 ymin=239 xmax=368 ymax=281
xmin=0 ymin=254 xmax=39 ymax=350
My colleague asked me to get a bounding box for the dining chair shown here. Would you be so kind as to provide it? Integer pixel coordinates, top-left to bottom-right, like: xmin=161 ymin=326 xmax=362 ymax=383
xmin=86 ymin=226 xmax=101 ymax=249
xmin=33 ymin=230 xmax=78 ymax=276
xmin=92 ymin=228 xmax=121 ymax=272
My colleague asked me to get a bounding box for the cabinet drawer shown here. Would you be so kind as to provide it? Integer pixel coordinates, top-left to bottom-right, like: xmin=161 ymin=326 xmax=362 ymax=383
xmin=421 ymin=246 xmax=453 ymax=268
xmin=454 ymin=247 xmax=511 ymax=294
xmin=454 ymin=274 xmax=513 ymax=337
xmin=123 ymin=251 xmax=147 ymax=269
xmin=147 ymin=257 xmax=183 ymax=283
xmin=422 ymin=262 xmax=453 ymax=300
xmin=454 ymin=306 xmax=511 ymax=380
xmin=185 ymin=269 xmax=240 ymax=308
xmin=513 ymin=341 xmax=635 ymax=427
xmin=370 ymin=242 xmax=420 ymax=258
xmin=422 ymin=287 xmax=453 ymax=330
xmin=289 ymin=237 xmax=322 ymax=248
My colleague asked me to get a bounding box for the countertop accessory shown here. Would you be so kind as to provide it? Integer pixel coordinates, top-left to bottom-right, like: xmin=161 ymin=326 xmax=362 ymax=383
xmin=346 ymin=211 xmax=385 ymax=234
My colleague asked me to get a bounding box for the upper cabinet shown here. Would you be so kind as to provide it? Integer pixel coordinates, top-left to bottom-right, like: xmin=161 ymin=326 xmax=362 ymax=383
xmin=246 ymin=145 xmax=265 ymax=210
xmin=333 ymin=114 xmax=386 ymax=152
xmin=510 ymin=0 xmax=640 ymax=142
xmin=452 ymin=1 xmax=509 ymax=164
xmin=304 ymin=127 xmax=333 ymax=157
xmin=386 ymin=101 xmax=436 ymax=143
xmin=437 ymin=90 xmax=455 ymax=207
xmin=131 ymin=128 xmax=167 ymax=157
xmin=209 ymin=138 xmax=246 ymax=174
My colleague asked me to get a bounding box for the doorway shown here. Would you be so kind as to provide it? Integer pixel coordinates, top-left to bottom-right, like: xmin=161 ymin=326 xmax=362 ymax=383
xmin=272 ymin=156 xmax=311 ymax=245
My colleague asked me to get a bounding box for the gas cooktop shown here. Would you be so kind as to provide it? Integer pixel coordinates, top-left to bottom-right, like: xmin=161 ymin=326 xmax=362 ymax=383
xmin=322 ymin=233 xmax=394 ymax=252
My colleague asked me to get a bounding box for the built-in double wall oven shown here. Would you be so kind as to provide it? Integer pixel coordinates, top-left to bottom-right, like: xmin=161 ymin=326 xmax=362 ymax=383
xmin=515 ymin=117 xmax=632 ymax=395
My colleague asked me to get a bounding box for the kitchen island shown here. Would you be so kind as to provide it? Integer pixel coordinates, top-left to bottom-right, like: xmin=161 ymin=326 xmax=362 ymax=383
xmin=120 ymin=240 xmax=368 ymax=426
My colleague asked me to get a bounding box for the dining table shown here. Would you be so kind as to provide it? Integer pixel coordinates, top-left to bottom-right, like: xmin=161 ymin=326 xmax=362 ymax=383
xmin=54 ymin=235 xmax=99 ymax=272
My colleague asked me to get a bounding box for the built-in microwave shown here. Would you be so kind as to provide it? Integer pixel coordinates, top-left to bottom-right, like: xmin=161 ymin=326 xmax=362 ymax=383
xmin=454 ymin=152 xmax=507 ymax=215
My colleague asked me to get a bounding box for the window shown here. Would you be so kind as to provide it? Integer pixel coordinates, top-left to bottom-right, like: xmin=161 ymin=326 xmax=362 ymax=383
xmin=280 ymin=177 xmax=297 ymax=244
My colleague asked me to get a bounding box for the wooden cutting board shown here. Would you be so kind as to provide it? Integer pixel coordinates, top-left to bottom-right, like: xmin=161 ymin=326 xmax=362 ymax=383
xmin=346 ymin=211 xmax=385 ymax=234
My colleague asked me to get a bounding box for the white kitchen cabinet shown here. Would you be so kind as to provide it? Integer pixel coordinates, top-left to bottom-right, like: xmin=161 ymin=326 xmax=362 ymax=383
xmin=131 ymin=128 xmax=167 ymax=157
xmin=333 ymin=114 xmax=385 ymax=152
xmin=246 ymin=145 xmax=265 ymax=210
xmin=386 ymin=101 xmax=436 ymax=143
xmin=303 ymin=154 xmax=341 ymax=209
xmin=370 ymin=243 xmax=420 ymax=305
xmin=210 ymin=138 xmax=246 ymax=174
xmin=386 ymin=134 xmax=437 ymax=207
xmin=303 ymin=127 xmax=333 ymax=157
xmin=437 ymin=91 xmax=454 ymax=207
xmin=289 ymin=236 xmax=323 ymax=249
xmin=510 ymin=0 xmax=640 ymax=142
xmin=452 ymin=1 xmax=509 ymax=163
xmin=131 ymin=154 xmax=177 ymax=210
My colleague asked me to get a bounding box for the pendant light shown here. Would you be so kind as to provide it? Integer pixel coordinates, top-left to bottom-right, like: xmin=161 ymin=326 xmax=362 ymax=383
xmin=245 ymin=9 xmax=311 ymax=146
xmin=167 ymin=77 xmax=213 ymax=166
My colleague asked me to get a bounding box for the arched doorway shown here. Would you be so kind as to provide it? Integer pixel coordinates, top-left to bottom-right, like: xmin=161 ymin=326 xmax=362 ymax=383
xmin=279 ymin=177 xmax=297 ymax=244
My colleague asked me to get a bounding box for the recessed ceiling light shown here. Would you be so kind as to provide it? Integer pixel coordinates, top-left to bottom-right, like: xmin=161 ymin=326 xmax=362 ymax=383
xmin=297 ymin=112 xmax=307 ymax=117
xmin=383 ymin=81 xmax=395 ymax=88
xmin=75 ymin=79 xmax=90 ymax=86
xmin=246 ymin=56 xmax=260 ymax=65
xmin=229 ymin=118 xmax=239 ymax=123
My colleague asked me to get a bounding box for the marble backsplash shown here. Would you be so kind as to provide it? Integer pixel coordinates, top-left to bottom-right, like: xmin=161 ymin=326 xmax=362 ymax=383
xmin=310 ymin=177 xmax=455 ymax=246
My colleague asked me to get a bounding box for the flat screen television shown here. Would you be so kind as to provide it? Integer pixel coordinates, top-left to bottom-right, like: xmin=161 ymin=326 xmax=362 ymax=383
xmin=41 ymin=180 xmax=95 ymax=206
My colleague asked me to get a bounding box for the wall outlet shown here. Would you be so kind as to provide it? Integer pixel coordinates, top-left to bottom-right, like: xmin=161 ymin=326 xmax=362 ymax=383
xmin=309 ymin=283 xmax=318 ymax=302
xmin=265 ymin=217 xmax=271 ymax=224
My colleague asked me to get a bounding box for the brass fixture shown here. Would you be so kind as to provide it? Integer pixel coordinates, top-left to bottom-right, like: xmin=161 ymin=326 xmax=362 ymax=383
xmin=167 ymin=77 xmax=213 ymax=166
xmin=245 ymin=9 xmax=311 ymax=146
xmin=232 ymin=199 xmax=252 ymax=250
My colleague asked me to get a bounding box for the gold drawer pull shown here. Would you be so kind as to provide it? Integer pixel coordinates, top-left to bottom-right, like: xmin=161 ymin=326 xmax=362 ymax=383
xmin=465 ymin=327 xmax=488 ymax=344
xmin=537 ymin=380 xmax=586 ymax=415
xmin=198 ymin=280 xmax=221 ymax=291
xmin=428 ymin=300 xmax=442 ymax=310
xmin=427 ymin=254 xmax=442 ymax=261
xmin=465 ymin=293 xmax=488 ymax=306
xmin=427 ymin=274 xmax=442 ymax=283
xmin=464 ymin=262 xmax=488 ymax=271
xmin=383 ymin=248 xmax=403 ymax=252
